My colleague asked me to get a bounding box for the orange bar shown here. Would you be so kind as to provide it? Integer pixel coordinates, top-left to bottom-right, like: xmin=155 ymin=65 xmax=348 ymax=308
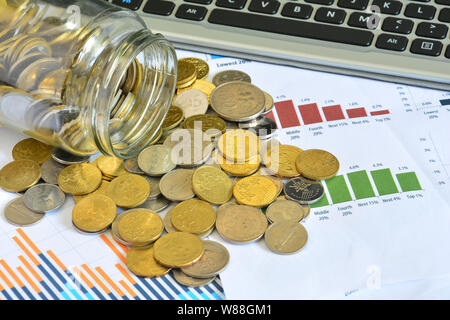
xmin=18 ymin=256 xmax=42 ymax=282
xmin=47 ymin=251 xmax=67 ymax=271
xmin=99 ymin=234 xmax=126 ymax=264
xmin=81 ymin=264 xmax=111 ymax=294
xmin=13 ymin=237 xmax=40 ymax=266
xmin=17 ymin=267 xmax=41 ymax=294
xmin=0 ymin=283 xmax=4 ymax=291
xmin=119 ymin=280 xmax=137 ymax=298
xmin=0 ymin=269 xmax=14 ymax=289
xmin=95 ymin=266 xmax=125 ymax=297
xmin=115 ymin=264 xmax=136 ymax=285
xmin=16 ymin=229 xmax=41 ymax=255
xmin=0 ymin=260 xmax=24 ymax=287
xmin=73 ymin=267 xmax=94 ymax=289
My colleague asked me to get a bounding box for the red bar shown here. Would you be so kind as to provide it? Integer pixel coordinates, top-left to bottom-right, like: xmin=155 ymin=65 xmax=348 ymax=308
xmin=298 ymin=103 xmax=323 ymax=125
xmin=264 ymin=111 xmax=278 ymax=128
xmin=322 ymin=105 xmax=345 ymax=121
xmin=370 ymin=110 xmax=390 ymax=116
xmin=274 ymin=100 xmax=300 ymax=128
xmin=347 ymin=107 xmax=368 ymax=118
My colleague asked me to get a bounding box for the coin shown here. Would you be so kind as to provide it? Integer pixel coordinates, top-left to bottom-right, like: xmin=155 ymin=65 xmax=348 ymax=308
xmin=58 ymin=163 xmax=102 ymax=195
xmin=173 ymin=89 xmax=208 ymax=118
xmin=4 ymin=197 xmax=45 ymax=227
xmin=210 ymin=81 xmax=265 ymax=122
xmin=265 ymin=145 xmax=303 ymax=178
xmin=252 ymin=167 xmax=283 ymax=197
xmin=23 ymin=183 xmax=65 ymax=213
xmin=212 ymin=70 xmax=251 ymax=86
xmin=264 ymin=220 xmax=308 ymax=254
xmin=12 ymin=138 xmax=52 ymax=164
xmin=183 ymin=114 xmax=226 ymax=138
xmin=123 ymin=157 xmax=144 ymax=174
xmin=295 ymin=149 xmax=340 ymax=180
xmin=218 ymin=129 xmax=260 ymax=163
xmin=144 ymin=176 xmax=161 ymax=200
xmin=217 ymin=152 xmax=260 ymax=177
xmin=181 ymin=240 xmax=229 ymax=279
xmin=138 ymin=145 xmax=176 ymax=176
xmin=138 ymin=196 xmax=170 ymax=213
xmin=162 ymin=105 xmax=184 ymax=131
xmin=170 ymin=199 xmax=216 ymax=234
xmin=178 ymin=79 xmax=216 ymax=103
xmin=117 ymin=209 xmax=164 ymax=245
xmin=172 ymin=269 xmax=216 ymax=287
xmin=40 ymin=159 xmax=66 ymax=185
xmin=238 ymin=117 xmax=277 ymax=140
xmin=284 ymin=177 xmax=325 ymax=205
xmin=216 ymin=199 xmax=238 ymax=220
xmin=159 ymin=169 xmax=195 ymax=201
xmin=105 ymin=174 xmax=150 ymax=208
xmin=73 ymin=180 xmax=110 ymax=204
xmin=51 ymin=147 xmax=90 ymax=165
xmin=0 ymin=160 xmax=41 ymax=193
xmin=126 ymin=246 xmax=171 ymax=278
xmin=179 ymin=57 xmax=209 ymax=80
xmin=153 ymin=232 xmax=204 ymax=268
xmin=233 ymin=176 xmax=278 ymax=208
xmin=266 ymin=200 xmax=306 ymax=223
xmin=261 ymin=91 xmax=274 ymax=115
xmin=177 ymin=60 xmax=197 ymax=88
xmin=192 ymin=165 xmax=233 ymax=205
xmin=96 ymin=155 xmax=128 ymax=177
xmin=216 ymin=205 xmax=268 ymax=243
xmin=72 ymin=194 xmax=117 ymax=233
xmin=163 ymin=209 xmax=178 ymax=234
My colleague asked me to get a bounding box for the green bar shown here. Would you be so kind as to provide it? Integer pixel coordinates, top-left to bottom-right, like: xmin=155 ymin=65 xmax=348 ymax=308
xmin=310 ymin=193 xmax=329 ymax=208
xmin=371 ymin=168 xmax=399 ymax=195
xmin=325 ymin=175 xmax=352 ymax=204
xmin=396 ymin=172 xmax=422 ymax=192
xmin=347 ymin=170 xmax=376 ymax=199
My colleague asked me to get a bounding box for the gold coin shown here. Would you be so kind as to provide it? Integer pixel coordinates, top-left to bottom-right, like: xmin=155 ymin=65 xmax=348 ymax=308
xmin=73 ymin=180 xmax=110 ymax=203
xmin=12 ymin=138 xmax=52 ymax=164
xmin=154 ymin=232 xmax=204 ymax=268
xmin=192 ymin=165 xmax=233 ymax=205
xmin=178 ymin=79 xmax=216 ymax=103
xmin=184 ymin=114 xmax=226 ymax=137
xmin=179 ymin=57 xmax=209 ymax=80
xmin=95 ymin=155 xmax=128 ymax=177
xmin=0 ymin=160 xmax=41 ymax=193
xmin=177 ymin=60 xmax=197 ymax=87
xmin=159 ymin=169 xmax=195 ymax=202
xmin=264 ymin=220 xmax=308 ymax=254
xmin=233 ymin=176 xmax=278 ymax=208
xmin=218 ymin=129 xmax=260 ymax=162
xmin=217 ymin=153 xmax=260 ymax=177
xmin=58 ymin=163 xmax=102 ymax=195
xmin=265 ymin=145 xmax=303 ymax=178
xmin=216 ymin=205 xmax=268 ymax=243
xmin=72 ymin=194 xmax=117 ymax=232
xmin=170 ymin=199 xmax=216 ymax=235
xmin=106 ymin=174 xmax=150 ymax=208
xmin=126 ymin=246 xmax=171 ymax=278
xmin=295 ymin=149 xmax=340 ymax=180
xmin=252 ymin=167 xmax=283 ymax=196
xmin=266 ymin=200 xmax=306 ymax=223
xmin=162 ymin=105 xmax=184 ymax=131
xmin=117 ymin=209 xmax=164 ymax=245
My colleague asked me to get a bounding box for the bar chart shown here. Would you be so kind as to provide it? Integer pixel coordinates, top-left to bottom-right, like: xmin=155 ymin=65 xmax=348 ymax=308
xmin=311 ymin=168 xmax=422 ymax=208
xmin=265 ymin=99 xmax=391 ymax=129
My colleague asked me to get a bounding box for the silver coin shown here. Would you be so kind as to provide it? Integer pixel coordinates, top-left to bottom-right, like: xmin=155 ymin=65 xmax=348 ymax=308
xmin=172 ymin=269 xmax=216 ymax=287
xmin=238 ymin=117 xmax=277 ymax=140
xmin=124 ymin=157 xmax=144 ymax=174
xmin=51 ymin=147 xmax=90 ymax=165
xmin=159 ymin=169 xmax=195 ymax=202
xmin=4 ymin=197 xmax=45 ymax=227
xmin=143 ymin=176 xmax=161 ymax=199
xmin=284 ymin=177 xmax=325 ymax=205
xmin=260 ymin=91 xmax=274 ymax=115
xmin=212 ymin=70 xmax=251 ymax=86
xmin=23 ymin=183 xmax=65 ymax=213
xmin=138 ymin=196 xmax=170 ymax=213
xmin=137 ymin=145 xmax=176 ymax=176
xmin=16 ymin=57 xmax=62 ymax=92
xmin=72 ymin=221 xmax=108 ymax=236
xmin=8 ymin=52 xmax=49 ymax=85
xmin=40 ymin=158 xmax=66 ymax=185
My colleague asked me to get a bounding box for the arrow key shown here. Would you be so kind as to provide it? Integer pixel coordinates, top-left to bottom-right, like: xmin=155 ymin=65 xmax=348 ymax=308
xmin=248 ymin=0 xmax=280 ymax=14
xmin=416 ymin=22 xmax=448 ymax=39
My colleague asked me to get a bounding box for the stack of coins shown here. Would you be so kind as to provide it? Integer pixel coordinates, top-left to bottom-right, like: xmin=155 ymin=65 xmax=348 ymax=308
xmin=0 ymin=57 xmax=341 ymax=288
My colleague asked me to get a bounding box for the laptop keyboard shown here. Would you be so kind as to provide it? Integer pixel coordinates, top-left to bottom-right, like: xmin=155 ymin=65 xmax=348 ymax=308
xmin=110 ymin=0 xmax=450 ymax=60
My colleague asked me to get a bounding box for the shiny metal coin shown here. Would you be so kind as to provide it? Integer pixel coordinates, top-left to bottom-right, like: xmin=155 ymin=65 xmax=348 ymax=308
xmin=51 ymin=147 xmax=90 ymax=165
xmin=212 ymin=70 xmax=251 ymax=86
xmin=4 ymin=197 xmax=45 ymax=227
xmin=124 ymin=157 xmax=144 ymax=174
xmin=144 ymin=176 xmax=161 ymax=200
xmin=283 ymin=177 xmax=325 ymax=205
xmin=238 ymin=117 xmax=277 ymax=140
xmin=23 ymin=183 xmax=65 ymax=213
xmin=172 ymin=269 xmax=216 ymax=287
xmin=138 ymin=196 xmax=170 ymax=213
xmin=16 ymin=57 xmax=61 ymax=92
xmin=41 ymin=158 xmax=66 ymax=185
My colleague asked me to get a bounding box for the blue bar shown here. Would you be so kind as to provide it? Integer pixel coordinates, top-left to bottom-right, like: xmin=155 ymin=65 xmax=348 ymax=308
xmin=133 ymin=283 xmax=152 ymax=300
xmin=91 ymin=286 xmax=106 ymax=300
xmin=38 ymin=292 xmax=48 ymax=300
xmin=149 ymin=277 xmax=174 ymax=299
xmin=210 ymin=279 xmax=225 ymax=296
xmin=36 ymin=265 xmax=70 ymax=300
xmin=10 ymin=286 xmax=24 ymax=300
xmin=160 ymin=275 xmax=187 ymax=300
xmin=39 ymin=280 xmax=59 ymax=300
xmin=203 ymin=284 xmax=222 ymax=300
xmin=138 ymin=277 xmax=164 ymax=300
xmin=209 ymin=54 xmax=225 ymax=59
xmin=64 ymin=283 xmax=83 ymax=300
xmin=108 ymin=292 xmax=118 ymax=300
xmin=1 ymin=289 xmax=13 ymax=300
xmin=63 ymin=269 xmax=91 ymax=300
xmin=38 ymin=254 xmax=75 ymax=299
xmin=177 ymin=293 xmax=187 ymax=300
xmin=440 ymin=98 xmax=450 ymax=106
xmin=21 ymin=286 xmax=36 ymax=300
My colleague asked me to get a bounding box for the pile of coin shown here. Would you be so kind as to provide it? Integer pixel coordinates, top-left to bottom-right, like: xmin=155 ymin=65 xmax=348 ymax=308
xmin=0 ymin=57 xmax=341 ymax=288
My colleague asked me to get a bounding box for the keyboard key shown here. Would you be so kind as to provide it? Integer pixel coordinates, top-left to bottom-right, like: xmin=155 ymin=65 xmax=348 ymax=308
xmin=382 ymin=17 xmax=414 ymax=34
xmin=439 ymin=8 xmax=450 ymax=22
xmin=404 ymin=3 xmax=436 ymax=19
xmin=248 ymin=0 xmax=280 ymax=14
xmin=337 ymin=0 xmax=368 ymax=10
xmin=410 ymin=38 xmax=443 ymax=56
xmin=143 ymin=0 xmax=175 ymax=15
xmin=371 ymin=0 xmax=402 ymax=15
xmin=176 ymin=4 xmax=208 ymax=20
xmin=304 ymin=0 xmax=334 ymax=5
xmin=348 ymin=12 xmax=379 ymax=29
xmin=375 ymin=34 xmax=408 ymax=51
xmin=281 ymin=3 xmax=313 ymax=19
xmin=446 ymin=46 xmax=450 ymax=59
xmin=315 ymin=7 xmax=346 ymax=24
xmin=112 ymin=0 xmax=143 ymax=10
xmin=216 ymin=0 xmax=247 ymax=9
xmin=436 ymin=0 xmax=450 ymax=4
xmin=416 ymin=22 xmax=448 ymax=39
xmin=208 ymin=9 xmax=374 ymax=46
xmin=185 ymin=0 xmax=212 ymax=4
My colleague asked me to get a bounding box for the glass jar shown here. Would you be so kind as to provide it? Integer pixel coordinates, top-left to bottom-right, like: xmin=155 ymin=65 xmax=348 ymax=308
xmin=0 ymin=0 xmax=177 ymax=158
